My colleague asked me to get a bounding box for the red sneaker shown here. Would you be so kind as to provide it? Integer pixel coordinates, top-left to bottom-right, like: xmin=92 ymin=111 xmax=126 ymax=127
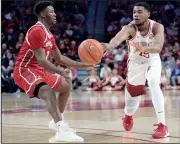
xmin=152 ymin=123 xmax=169 ymax=138
xmin=122 ymin=114 xmax=134 ymax=131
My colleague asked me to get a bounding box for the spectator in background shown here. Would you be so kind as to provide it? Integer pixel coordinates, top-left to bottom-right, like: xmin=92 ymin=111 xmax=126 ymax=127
xmin=160 ymin=70 xmax=171 ymax=90
xmin=107 ymin=21 xmax=118 ymax=38
xmin=164 ymin=65 xmax=172 ymax=83
xmin=81 ymin=70 xmax=100 ymax=91
xmin=114 ymin=48 xmax=125 ymax=62
xmin=171 ymin=62 xmax=180 ymax=88
xmin=2 ymin=43 xmax=8 ymax=54
xmin=119 ymin=13 xmax=132 ymax=26
xmin=165 ymin=55 xmax=176 ymax=70
xmin=71 ymin=68 xmax=79 ymax=90
xmin=100 ymin=63 xmax=111 ymax=80
xmin=2 ymin=52 xmax=15 ymax=69
xmin=101 ymin=69 xmax=126 ymax=91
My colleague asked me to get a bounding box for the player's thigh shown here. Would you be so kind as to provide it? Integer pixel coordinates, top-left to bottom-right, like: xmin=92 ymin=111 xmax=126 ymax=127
xmin=13 ymin=67 xmax=44 ymax=98
xmin=127 ymin=60 xmax=146 ymax=85
xmin=146 ymin=60 xmax=161 ymax=85
xmin=43 ymin=72 xmax=71 ymax=93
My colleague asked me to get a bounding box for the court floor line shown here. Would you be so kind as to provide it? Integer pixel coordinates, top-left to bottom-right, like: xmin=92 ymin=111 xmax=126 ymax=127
xmin=2 ymin=123 xmax=180 ymax=139
xmin=2 ymin=125 xmax=161 ymax=143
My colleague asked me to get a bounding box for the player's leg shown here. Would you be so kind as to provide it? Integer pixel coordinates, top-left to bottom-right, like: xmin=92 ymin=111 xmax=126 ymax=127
xmin=37 ymin=84 xmax=62 ymax=123
xmin=56 ymin=77 xmax=72 ymax=114
xmin=146 ymin=60 xmax=169 ymax=138
xmin=44 ymin=72 xmax=83 ymax=142
xmin=123 ymin=61 xmax=146 ymax=131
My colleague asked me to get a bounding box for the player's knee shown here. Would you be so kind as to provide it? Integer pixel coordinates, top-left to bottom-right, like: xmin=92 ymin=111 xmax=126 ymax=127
xmin=148 ymin=79 xmax=160 ymax=89
xmin=38 ymin=85 xmax=54 ymax=100
xmin=57 ymin=80 xmax=71 ymax=93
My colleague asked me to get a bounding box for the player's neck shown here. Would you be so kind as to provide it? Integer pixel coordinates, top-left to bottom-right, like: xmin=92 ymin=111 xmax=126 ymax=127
xmin=38 ymin=19 xmax=50 ymax=30
xmin=137 ymin=20 xmax=150 ymax=32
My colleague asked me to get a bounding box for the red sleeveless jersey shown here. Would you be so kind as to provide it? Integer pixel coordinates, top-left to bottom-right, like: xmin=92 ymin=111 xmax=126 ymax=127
xmin=15 ymin=21 xmax=58 ymax=71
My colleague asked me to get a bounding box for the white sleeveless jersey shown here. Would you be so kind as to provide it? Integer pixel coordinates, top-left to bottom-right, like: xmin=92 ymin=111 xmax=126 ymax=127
xmin=126 ymin=19 xmax=160 ymax=63
xmin=89 ymin=76 xmax=97 ymax=83
xmin=110 ymin=76 xmax=119 ymax=85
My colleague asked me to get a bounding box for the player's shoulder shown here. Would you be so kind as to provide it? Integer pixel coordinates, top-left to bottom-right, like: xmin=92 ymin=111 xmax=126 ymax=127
xmin=151 ymin=19 xmax=164 ymax=33
xmin=122 ymin=21 xmax=136 ymax=32
xmin=30 ymin=24 xmax=44 ymax=33
xmin=28 ymin=24 xmax=46 ymax=37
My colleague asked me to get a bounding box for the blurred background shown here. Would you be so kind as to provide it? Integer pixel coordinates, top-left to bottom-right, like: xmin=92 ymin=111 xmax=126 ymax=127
xmin=1 ymin=0 xmax=180 ymax=93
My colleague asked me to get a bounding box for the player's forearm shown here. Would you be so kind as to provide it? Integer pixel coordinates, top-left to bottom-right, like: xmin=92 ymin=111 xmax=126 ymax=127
xmin=101 ymin=43 xmax=117 ymax=52
xmin=57 ymin=56 xmax=86 ymax=68
xmin=38 ymin=59 xmax=64 ymax=75
xmin=101 ymin=38 xmax=122 ymax=52
xmin=143 ymin=44 xmax=162 ymax=53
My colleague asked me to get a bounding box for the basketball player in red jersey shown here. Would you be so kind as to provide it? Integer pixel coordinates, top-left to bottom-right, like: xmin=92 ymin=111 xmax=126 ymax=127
xmin=102 ymin=2 xmax=169 ymax=138
xmin=13 ymin=1 xmax=94 ymax=142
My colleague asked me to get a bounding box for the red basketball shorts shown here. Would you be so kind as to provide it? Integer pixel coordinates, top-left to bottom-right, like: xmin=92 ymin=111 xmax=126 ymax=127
xmin=13 ymin=67 xmax=62 ymax=98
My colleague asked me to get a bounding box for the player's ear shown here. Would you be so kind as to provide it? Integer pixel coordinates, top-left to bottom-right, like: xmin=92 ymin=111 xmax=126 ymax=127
xmin=40 ymin=11 xmax=46 ymax=18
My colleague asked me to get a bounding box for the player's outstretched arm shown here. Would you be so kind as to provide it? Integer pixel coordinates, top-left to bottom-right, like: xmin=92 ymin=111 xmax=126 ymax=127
xmin=132 ymin=23 xmax=164 ymax=53
xmin=52 ymin=48 xmax=94 ymax=69
xmin=101 ymin=25 xmax=133 ymax=52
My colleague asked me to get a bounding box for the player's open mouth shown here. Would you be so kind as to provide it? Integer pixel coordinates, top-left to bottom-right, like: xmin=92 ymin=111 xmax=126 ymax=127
xmin=134 ymin=19 xmax=140 ymax=22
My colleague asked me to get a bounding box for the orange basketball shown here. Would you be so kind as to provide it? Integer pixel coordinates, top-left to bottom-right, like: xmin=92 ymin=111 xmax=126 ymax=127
xmin=78 ymin=39 xmax=104 ymax=65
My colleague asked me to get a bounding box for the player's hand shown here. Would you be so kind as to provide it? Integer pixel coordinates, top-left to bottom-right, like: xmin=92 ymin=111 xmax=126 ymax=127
xmin=82 ymin=63 xmax=95 ymax=70
xmin=101 ymin=43 xmax=111 ymax=57
xmin=64 ymin=68 xmax=73 ymax=79
xmin=131 ymin=42 xmax=145 ymax=52
xmin=59 ymin=69 xmax=72 ymax=80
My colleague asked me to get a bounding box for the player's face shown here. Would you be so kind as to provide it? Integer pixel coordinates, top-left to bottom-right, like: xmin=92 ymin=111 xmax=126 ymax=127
xmin=44 ymin=6 xmax=57 ymax=25
xmin=133 ymin=6 xmax=150 ymax=26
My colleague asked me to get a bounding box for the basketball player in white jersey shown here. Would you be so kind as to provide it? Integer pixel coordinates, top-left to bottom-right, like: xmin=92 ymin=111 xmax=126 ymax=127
xmin=101 ymin=2 xmax=169 ymax=138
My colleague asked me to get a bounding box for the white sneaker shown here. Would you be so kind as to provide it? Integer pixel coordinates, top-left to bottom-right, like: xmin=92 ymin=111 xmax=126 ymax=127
xmin=48 ymin=119 xmax=76 ymax=133
xmin=55 ymin=121 xmax=84 ymax=143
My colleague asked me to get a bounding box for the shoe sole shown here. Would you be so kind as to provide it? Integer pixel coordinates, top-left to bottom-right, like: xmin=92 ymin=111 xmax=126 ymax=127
xmin=49 ymin=136 xmax=84 ymax=143
xmin=152 ymin=132 xmax=169 ymax=139
xmin=49 ymin=127 xmax=77 ymax=133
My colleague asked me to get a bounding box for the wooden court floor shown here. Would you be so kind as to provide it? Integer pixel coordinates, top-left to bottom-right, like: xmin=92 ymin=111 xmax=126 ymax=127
xmin=2 ymin=89 xmax=180 ymax=143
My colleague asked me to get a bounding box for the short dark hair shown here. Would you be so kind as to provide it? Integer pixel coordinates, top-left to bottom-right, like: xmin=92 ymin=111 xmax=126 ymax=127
xmin=33 ymin=1 xmax=54 ymax=16
xmin=134 ymin=2 xmax=151 ymax=12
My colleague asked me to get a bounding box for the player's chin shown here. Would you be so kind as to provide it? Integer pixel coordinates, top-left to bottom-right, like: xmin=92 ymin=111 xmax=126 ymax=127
xmin=52 ymin=20 xmax=57 ymax=25
xmin=135 ymin=22 xmax=142 ymax=26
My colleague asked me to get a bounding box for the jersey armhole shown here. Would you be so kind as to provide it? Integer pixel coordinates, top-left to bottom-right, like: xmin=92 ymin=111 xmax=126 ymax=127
xmin=151 ymin=22 xmax=157 ymax=37
xmin=127 ymin=24 xmax=136 ymax=41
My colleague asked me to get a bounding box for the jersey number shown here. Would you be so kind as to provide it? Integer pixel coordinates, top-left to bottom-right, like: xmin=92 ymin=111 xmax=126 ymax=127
xmin=139 ymin=52 xmax=149 ymax=58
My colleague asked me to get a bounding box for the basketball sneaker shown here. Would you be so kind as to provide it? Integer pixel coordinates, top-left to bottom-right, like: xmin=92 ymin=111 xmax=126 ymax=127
xmin=122 ymin=114 xmax=134 ymax=131
xmin=48 ymin=119 xmax=76 ymax=133
xmin=55 ymin=121 xmax=84 ymax=143
xmin=152 ymin=123 xmax=169 ymax=138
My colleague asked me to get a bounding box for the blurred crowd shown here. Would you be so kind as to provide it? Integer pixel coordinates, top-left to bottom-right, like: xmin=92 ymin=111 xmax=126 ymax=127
xmin=1 ymin=1 xmax=180 ymax=93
